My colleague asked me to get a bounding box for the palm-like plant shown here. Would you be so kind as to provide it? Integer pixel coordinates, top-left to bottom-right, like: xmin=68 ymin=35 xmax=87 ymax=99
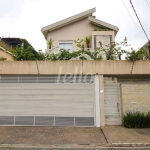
xmin=47 ymin=38 xmax=54 ymax=49
xmin=84 ymin=36 xmax=91 ymax=49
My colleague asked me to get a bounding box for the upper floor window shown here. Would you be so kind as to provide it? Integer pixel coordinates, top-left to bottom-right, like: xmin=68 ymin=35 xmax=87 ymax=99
xmin=59 ymin=41 xmax=73 ymax=52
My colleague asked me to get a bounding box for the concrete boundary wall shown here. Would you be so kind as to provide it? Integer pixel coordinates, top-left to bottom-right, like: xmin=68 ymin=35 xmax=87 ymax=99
xmin=0 ymin=60 xmax=150 ymax=75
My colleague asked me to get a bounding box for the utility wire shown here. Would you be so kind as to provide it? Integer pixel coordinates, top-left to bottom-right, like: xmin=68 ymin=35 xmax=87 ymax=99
xmin=129 ymin=0 xmax=150 ymax=41
xmin=122 ymin=0 xmax=146 ymax=43
xmin=146 ymin=0 xmax=150 ymax=9
xmin=129 ymin=0 xmax=150 ymax=73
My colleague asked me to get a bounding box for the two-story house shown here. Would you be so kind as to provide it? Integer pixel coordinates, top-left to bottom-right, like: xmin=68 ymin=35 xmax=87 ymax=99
xmin=41 ymin=8 xmax=119 ymax=59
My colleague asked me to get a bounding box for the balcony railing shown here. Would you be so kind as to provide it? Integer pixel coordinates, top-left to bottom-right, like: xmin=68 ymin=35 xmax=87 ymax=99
xmin=45 ymin=48 xmax=93 ymax=54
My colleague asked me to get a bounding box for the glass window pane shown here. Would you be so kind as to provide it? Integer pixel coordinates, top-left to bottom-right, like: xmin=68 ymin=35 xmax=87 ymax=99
xmin=59 ymin=43 xmax=73 ymax=49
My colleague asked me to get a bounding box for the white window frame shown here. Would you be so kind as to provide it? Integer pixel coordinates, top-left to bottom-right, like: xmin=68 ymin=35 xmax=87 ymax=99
xmin=59 ymin=40 xmax=73 ymax=52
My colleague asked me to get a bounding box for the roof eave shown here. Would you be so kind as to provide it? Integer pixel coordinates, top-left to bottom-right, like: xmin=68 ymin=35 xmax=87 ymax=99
xmin=0 ymin=46 xmax=14 ymax=56
xmin=41 ymin=7 xmax=96 ymax=37
xmin=88 ymin=16 xmax=119 ymax=35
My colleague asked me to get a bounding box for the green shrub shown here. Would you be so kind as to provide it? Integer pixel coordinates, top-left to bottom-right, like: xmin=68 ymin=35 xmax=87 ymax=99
xmin=122 ymin=111 xmax=150 ymax=128
xmin=125 ymin=48 xmax=150 ymax=60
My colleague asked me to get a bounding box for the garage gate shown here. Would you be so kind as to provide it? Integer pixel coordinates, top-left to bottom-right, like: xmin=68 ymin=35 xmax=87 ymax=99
xmin=0 ymin=75 xmax=95 ymax=126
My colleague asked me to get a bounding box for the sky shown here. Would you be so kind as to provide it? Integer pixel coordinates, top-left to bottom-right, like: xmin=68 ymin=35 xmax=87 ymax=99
xmin=0 ymin=0 xmax=150 ymax=52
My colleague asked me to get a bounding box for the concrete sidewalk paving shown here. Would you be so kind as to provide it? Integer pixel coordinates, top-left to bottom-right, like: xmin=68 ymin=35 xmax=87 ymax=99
xmin=0 ymin=126 xmax=150 ymax=149
xmin=0 ymin=127 xmax=107 ymax=148
xmin=101 ymin=126 xmax=150 ymax=147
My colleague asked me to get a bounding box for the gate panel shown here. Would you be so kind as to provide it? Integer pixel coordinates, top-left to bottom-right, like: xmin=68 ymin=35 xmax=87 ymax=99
xmin=104 ymin=83 xmax=122 ymax=125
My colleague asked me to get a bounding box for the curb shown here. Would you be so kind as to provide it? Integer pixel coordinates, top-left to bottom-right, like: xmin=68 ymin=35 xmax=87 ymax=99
xmin=0 ymin=144 xmax=106 ymax=149
xmin=111 ymin=143 xmax=150 ymax=147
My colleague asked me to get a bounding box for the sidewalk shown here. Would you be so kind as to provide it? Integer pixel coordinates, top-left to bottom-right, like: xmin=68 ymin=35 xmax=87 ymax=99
xmin=0 ymin=127 xmax=107 ymax=148
xmin=0 ymin=126 xmax=150 ymax=149
xmin=101 ymin=126 xmax=150 ymax=147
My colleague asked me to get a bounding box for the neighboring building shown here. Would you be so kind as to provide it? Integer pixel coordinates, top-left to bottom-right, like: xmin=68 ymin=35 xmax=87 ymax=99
xmin=0 ymin=38 xmax=39 ymax=60
xmin=0 ymin=38 xmax=14 ymax=61
xmin=1 ymin=38 xmax=24 ymax=49
xmin=41 ymin=8 xmax=119 ymax=59
xmin=1 ymin=38 xmax=37 ymax=52
xmin=0 ymin=38 xmax=15 ymax=51
xmin=0 ymin=46 xmax=13 ymax=61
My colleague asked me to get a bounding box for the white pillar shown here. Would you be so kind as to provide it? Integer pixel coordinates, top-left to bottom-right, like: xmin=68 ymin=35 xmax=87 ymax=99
xmin=94 ymin=75 xmax=100 ymax=127
xmin=99 ymin=75 xmax=105 ymax=126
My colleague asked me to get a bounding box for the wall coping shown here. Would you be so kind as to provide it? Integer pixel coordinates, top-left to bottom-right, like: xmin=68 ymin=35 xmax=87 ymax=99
xmin=0 ymin=60 xmax=150 ymax=75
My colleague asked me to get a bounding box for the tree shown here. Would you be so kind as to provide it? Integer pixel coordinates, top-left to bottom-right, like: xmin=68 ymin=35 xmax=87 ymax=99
xmin=74 ymin=38 xmax=102 ymax=60
xmin=38 ymin=50 xmax=46 ymax=60
xmin=126 ymin=48 xmax=150 ymax=61
xmin=97 ymin=41 xmax=116 ymax=60
xmin=11 ymin=46 xmax=45 ymax=60
xmin=97 ymin=37 xmax=129 ymax=60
